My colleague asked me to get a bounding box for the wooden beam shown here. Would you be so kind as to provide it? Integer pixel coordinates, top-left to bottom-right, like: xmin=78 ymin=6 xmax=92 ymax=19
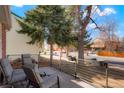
xmin=0 ymin=5 xmax=11 ymax=30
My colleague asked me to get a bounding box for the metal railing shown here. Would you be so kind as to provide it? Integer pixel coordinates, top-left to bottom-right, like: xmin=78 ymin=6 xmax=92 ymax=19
xmin=6 ymin=54 xmax=124 ymax=88
xmin=42 ymin=57 xmax=124 ymax=88
xmin=6 ymin=54 xmax=40 ymax=69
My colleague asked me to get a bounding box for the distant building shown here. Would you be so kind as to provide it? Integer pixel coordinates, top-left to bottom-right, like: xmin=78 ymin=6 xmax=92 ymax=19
xmin=117 ymin=41 xmax=124 ymax=51
xmin=91 ymin=38 xmax=105 ymax=50
xmin=91 ymin=37 xmax=120 ymax=51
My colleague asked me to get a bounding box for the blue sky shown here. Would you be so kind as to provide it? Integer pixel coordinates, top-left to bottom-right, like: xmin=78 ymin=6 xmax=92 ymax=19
xmin=10 ymin=5 xmax=124 ymax=39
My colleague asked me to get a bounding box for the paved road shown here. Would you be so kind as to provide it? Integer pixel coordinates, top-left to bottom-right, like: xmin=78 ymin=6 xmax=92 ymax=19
xmin=41 ymin=52 xmax=124 ymax=63
xmin=85 ymin=54 xmax=124 ymax=62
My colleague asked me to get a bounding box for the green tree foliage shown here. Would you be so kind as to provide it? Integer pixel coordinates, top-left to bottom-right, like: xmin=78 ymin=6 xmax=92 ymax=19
xmin=17 ymin=5 xmax=73 ymax=65
xmin=72 ymin=30 xmax=92 ymax=49
xmin=17 ymin=5 xmax=93 ymax=64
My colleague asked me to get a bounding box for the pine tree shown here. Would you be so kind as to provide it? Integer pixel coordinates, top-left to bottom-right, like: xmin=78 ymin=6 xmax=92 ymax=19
xmin=72 ymin=30 xmax=92 ymax=49
xmin=17 ymin=5 xmax=70 ymax=66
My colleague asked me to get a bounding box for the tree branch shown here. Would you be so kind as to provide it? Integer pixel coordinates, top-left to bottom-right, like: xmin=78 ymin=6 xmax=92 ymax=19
xmin=90 ymin=17 xmax=106 ymax=32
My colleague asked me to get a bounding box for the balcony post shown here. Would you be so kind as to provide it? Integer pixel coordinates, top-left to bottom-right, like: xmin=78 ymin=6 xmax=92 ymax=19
xmin=74 ymin=60 xmax=78 ymax=79
xmin=105 ymin=62 xmax=108 ymax=88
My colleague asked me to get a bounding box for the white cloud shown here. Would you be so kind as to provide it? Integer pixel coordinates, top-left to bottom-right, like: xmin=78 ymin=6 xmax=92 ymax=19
xmin=13 ymin=5 xmax=24 ymax=7
xmin=92 ymin=6 xmax=116 ymax=17
xmin=88 ymin=23 xmax=96 ymax=29
xmin=99 ymin=8 xmax=116 ymax=16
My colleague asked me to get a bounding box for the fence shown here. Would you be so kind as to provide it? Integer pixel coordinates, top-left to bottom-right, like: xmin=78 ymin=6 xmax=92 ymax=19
xmin=7 ymin=54 xmax=39 ymax=69
xmin=38 ymin=56 xmax=124 ymax=88
xmin=6 ymin=54 xmax=124 ymax=88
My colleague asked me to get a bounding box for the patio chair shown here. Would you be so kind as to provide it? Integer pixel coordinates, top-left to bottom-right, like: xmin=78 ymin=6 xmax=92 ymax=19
xmin=21 ymin=54 xmax=33 ymax=65
xmin=0 ymin=58 xmax=26 ymax=86
xmin=21 ymin=54 xmax=49 ymax=77
xmin=22 ymin=63 xmax=60 ymax=88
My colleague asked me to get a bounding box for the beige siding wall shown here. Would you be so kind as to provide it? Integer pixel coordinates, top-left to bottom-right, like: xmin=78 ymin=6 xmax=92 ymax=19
xmin=6 ymin=14 xmax=41 ymax=55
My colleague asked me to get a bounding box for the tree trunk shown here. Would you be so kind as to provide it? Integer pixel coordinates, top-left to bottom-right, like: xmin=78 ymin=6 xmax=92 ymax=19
xmin=77 ymin=6 xmax=84 ymax=64
xmin=50 ymin=43 xmax=53 ymax=66
xmin=60 ymin=47 xmax=62 ymax=62
xmin=78 ymin=29 xmax=84 ymax=63
xmin=77 ymin=5 xmax=92 ymax=64
xmin=66 ymin=46 xmax=69 ymax=57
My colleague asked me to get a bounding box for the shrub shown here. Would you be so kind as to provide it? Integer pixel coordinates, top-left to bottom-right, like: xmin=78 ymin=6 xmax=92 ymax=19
xmin=97 ymin=51 xmax=124 ymax=58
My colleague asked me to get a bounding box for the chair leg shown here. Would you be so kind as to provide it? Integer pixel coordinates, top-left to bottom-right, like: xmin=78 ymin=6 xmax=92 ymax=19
xmin=0 ymin=72 xmax=4 ymax=84
xmin=26 ymin=80 xmax=30 ymax=88
xmin=57 ymin=76 xmax=60 ymax=88
xmin=20 ymin=81 xmax=24 ymax=87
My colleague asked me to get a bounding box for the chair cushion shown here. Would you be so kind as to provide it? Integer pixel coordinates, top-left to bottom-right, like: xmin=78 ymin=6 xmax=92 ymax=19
xmin=1 ymin=59 xmax=13 ymax=80
xmin=11 ymin=70 xmax=26 ymax=83
xmin=13 ymin=69 xmax=25 ymax=75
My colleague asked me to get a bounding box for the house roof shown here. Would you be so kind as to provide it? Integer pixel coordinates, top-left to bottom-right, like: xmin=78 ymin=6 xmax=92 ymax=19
xmin=11 ymin=12 xmax=22 ymax=19
xmin=91 ymin=38 xmax=105 ymax=48
xmin=91 ymin=36 xmax=120 ymax=48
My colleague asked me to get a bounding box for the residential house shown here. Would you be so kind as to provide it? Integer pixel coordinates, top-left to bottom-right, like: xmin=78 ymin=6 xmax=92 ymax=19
xmin=91 ymin=38 xmax=105 ymax=51
xmin=91 ymin=37 xmax=120 ymax=51
xmin=6 ymin=12 xmax=41 ymax=55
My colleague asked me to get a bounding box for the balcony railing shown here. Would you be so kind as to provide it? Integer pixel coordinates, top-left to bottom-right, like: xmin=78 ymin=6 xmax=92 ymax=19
xmin=5 ymin=54 xmax=124 ymax=88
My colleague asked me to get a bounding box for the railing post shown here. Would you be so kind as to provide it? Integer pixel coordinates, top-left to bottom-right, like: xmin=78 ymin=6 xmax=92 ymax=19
xmin=57 ymin=76 xmax=60 ymax=88
xmin=38 ymin=51 xmax=41 ymax=61
xmin=6 ymin=55 xmax=9 ymax=58
xmin=59 ymin=61 xmax=61 ymax=71
xmin=74 ymin=60 xmax=77 ymax=79
xmin=105 ymin=62 xmax=108 ymax=88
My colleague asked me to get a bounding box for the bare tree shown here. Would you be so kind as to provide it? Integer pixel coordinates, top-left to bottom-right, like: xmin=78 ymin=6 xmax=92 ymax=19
xmin=98 ymin=20 xmax=119 ymax=51
xmin=121 ymin=37 xmax=124 ymax=47
xmin=119 ymin=37 xmax=124 ymax=51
